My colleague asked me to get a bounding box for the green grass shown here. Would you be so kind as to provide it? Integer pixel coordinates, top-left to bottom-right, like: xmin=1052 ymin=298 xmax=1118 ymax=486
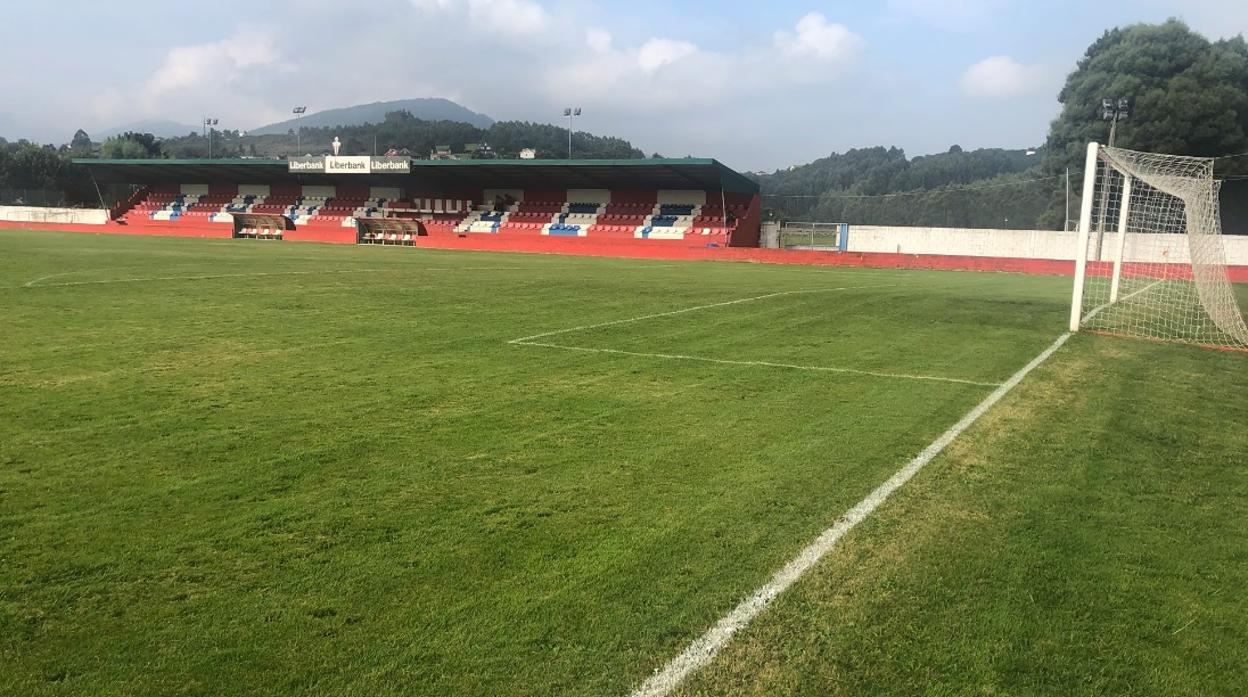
xmin=0 ymin=230 xmax=1244 ymax=696
xmin=675 ymin=336 xmax=1248 ymax=697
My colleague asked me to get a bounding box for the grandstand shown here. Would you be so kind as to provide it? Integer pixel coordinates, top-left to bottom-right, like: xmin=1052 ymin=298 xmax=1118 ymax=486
xmin=69 ymin=157 xmax=761 ymax=250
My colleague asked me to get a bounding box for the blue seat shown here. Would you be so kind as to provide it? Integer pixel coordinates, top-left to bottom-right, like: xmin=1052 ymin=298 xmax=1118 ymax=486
xmin=547 ymin=223 xmax=581 ymax=236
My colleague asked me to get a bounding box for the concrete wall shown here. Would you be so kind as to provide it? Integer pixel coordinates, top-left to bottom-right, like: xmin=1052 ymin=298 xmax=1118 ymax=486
xmin=0 ymin=206 xmax=109 ymax=225
xmin=847 ymin=225 xmax=1248 ymax=265
xmin=760 ymin=221 xmax=781 ymax=249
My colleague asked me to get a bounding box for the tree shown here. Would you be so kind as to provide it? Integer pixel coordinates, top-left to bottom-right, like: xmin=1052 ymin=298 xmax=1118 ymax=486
xmin=100 ymin=132 xmax=162 ymax=159
xmin=1039 ymin=19 xmax=1248 ymax=227
xmin=70 ymin=129 xmax=93 ymax=152
xmin=0 ymin=138 xmax=96 ymax=206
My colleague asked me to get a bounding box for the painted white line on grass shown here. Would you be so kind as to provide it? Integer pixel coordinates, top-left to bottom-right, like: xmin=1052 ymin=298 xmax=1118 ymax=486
xmin=1081 ymin=278 xmax=1164 ymax=324
xmin=21 ymin=268 xmax=379 ymax=288
xmin=18 ymin=266 xmax=538 ymax=289
xmin=508 ymin=286 xmax=896 ymax=344
xmin=517 ymin=341 xmax=1002 ymax=388
xmin=628 ymin=331 xmax=1073 ymax=697
xmin=22 ymin=268 xmax=127 ymax=288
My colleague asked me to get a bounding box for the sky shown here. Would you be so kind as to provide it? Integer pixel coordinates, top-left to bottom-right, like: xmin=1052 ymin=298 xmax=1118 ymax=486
xmin=1 ymin=0 xmax=1245 ymax=171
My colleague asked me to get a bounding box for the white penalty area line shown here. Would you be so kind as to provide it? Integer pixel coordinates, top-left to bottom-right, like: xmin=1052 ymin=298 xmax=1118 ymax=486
xmin=508 ymin=285 xmax=1002 ymax=387
xmin=516 ymin=341 xmax=1001 ymax=388
xmin=628 ymin=331 xmax=1073 ymax=697
xmin=509 ymin=286 xmax=895 ymax=344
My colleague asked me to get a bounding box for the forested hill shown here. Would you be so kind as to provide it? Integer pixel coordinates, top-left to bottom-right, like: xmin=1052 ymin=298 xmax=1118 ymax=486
xmin=756 ymin=146 xmax=1054 ymax=229
xmin=111 ymin=110 xmax=644 ymax=161
xmin=248 ymin=98 xmax=495 ymax=135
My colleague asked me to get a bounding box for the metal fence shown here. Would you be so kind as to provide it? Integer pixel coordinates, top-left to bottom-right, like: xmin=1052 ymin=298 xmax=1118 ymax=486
xmin=0 ymin=189 xmax=72 ymax=207
xmin=777 ymin=221 xmax=849 ymax=251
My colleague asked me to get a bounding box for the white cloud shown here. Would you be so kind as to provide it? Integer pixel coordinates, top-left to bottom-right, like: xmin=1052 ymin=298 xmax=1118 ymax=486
xmin=88 ymin=89 xmax=127 ymax=125
xmin=406 ymin=0 xmax=548 ymax=34
xmin=959 ymin=55 xmax=1039 ymax=98
xmin=469 ymin=0 xmax=548 ymax=34
xmin=775 ymin=12 xmax=865 ymax=63
xmin=637 ymin=39 xmax=698 ymax=73
xmin=543 ymin=12 xmax=867 ymax=117
xmin=147 ymin=28 xmax=282 ymax=95
xmin=585 ymin=28 xmax=613 ymax=53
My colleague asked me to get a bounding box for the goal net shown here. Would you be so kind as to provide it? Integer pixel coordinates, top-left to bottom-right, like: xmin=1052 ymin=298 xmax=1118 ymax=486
xmin=1069 ymin=142 xmax=1248 ymax=349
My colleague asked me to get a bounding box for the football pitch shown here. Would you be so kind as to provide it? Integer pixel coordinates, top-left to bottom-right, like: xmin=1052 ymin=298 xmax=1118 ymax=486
xmin=2 ymin=230 xmax=1246 ymax=696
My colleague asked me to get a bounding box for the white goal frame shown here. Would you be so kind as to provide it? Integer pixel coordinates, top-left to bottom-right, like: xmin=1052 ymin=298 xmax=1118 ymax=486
xmin=1068 ymin=141 xmax=1248 ymax=349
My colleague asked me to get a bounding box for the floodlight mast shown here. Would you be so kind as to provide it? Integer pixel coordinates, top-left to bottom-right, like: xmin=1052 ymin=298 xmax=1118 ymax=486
xmin=564 ymin=107 xmax=581 ymax=158
xmin=203 ymin=117 xmax=219 ymax=158
xmin=1093 ymin=97 xmax=1131 ymax=258
xmin=292 ymin=106 xmax=308 ymax=155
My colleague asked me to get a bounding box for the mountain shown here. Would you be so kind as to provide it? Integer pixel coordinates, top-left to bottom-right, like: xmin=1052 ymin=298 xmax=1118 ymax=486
xmin=248 ymin=98 xmax=494 ymax=135
xmin=97 ymin=119 xmax=202 ymax=140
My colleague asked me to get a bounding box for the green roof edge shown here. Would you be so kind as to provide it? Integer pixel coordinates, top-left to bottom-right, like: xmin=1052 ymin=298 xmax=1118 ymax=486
xmin=71 ymin=157 xmax=759 ymax=194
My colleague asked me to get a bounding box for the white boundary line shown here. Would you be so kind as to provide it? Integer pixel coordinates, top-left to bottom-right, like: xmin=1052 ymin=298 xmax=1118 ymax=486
xmin=628 ymin=331 xmax=1073 ymax=697
xmin=22 ymin=268 xmax=127 ymax=288
xmin=508 ymin=287 xmax=893 ymax=344
xmin=518 ymin=341 xmax=1002 ymax=388
xmin=17 ymin=266 xmax=536 ymax=289
xmin=1080 ymin=278 xmax=1164 ymax=324
xmin=21 ymin=268 xmax=379 ymax=288
xmin=508 ymin=285 xmax=1003 ymax=387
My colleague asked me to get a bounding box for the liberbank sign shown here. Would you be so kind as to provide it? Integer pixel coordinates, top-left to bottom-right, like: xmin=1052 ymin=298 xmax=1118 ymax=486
xmin=287 ymin=156 xmax=411 ymax=174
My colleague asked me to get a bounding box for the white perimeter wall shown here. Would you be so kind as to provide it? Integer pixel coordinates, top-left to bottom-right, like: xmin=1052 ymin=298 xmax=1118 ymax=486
xmin=0 ymin=206 xmax=109 ymax=225
xmin=847 ymin=225 xmax=1248 ymax=265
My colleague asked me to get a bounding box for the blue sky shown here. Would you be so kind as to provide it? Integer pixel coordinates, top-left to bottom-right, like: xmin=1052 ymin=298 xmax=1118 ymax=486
xmin=1 ymin=0 xmax=1244 ymax=170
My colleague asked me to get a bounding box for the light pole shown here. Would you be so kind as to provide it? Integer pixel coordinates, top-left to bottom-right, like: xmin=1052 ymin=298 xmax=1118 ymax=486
xmin=1102 ymin=98 xmax=1129 ymax=148
xmin=563 ymin=107 xmax=581 ymax=158
xmin=203 ymin=117 xmax=218 ymax=158
xmin=1094 ymin=97 xmax=1131 ymax=257
xmin=292 ymin=106 xmax=308 ymax=155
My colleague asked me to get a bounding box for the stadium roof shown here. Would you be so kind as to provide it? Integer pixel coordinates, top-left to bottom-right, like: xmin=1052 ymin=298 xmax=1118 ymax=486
xmin=72 ymin=157 xmax=760 ymax=195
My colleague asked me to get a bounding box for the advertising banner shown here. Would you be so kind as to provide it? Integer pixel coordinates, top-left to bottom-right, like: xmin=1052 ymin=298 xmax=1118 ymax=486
xmin=288 ymin=156 xmax=411 ymax=174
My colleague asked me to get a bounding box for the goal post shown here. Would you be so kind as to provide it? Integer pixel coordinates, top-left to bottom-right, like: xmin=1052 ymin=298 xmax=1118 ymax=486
xmin=1108 ymin=173 xmax=1133 ymax=304
xmin=1069 ymin=142 xmax=1248 ymax=349
xmin=1069 ymin=142 xmax=1100 ymax=332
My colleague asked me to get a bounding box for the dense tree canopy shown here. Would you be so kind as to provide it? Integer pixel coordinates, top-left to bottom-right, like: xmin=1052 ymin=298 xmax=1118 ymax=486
xmin=70 ymin=129 xmax=92 ymax=153
xmin=756 ymin=146 xmax=1048 ymax=229
xmin=1039 ymin=19 xmax=1248 ymax=226
xmin=0 ymin=138 xmax=97 ymax=206
xmin=100 ymin=132 xmax=164 ymax=159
